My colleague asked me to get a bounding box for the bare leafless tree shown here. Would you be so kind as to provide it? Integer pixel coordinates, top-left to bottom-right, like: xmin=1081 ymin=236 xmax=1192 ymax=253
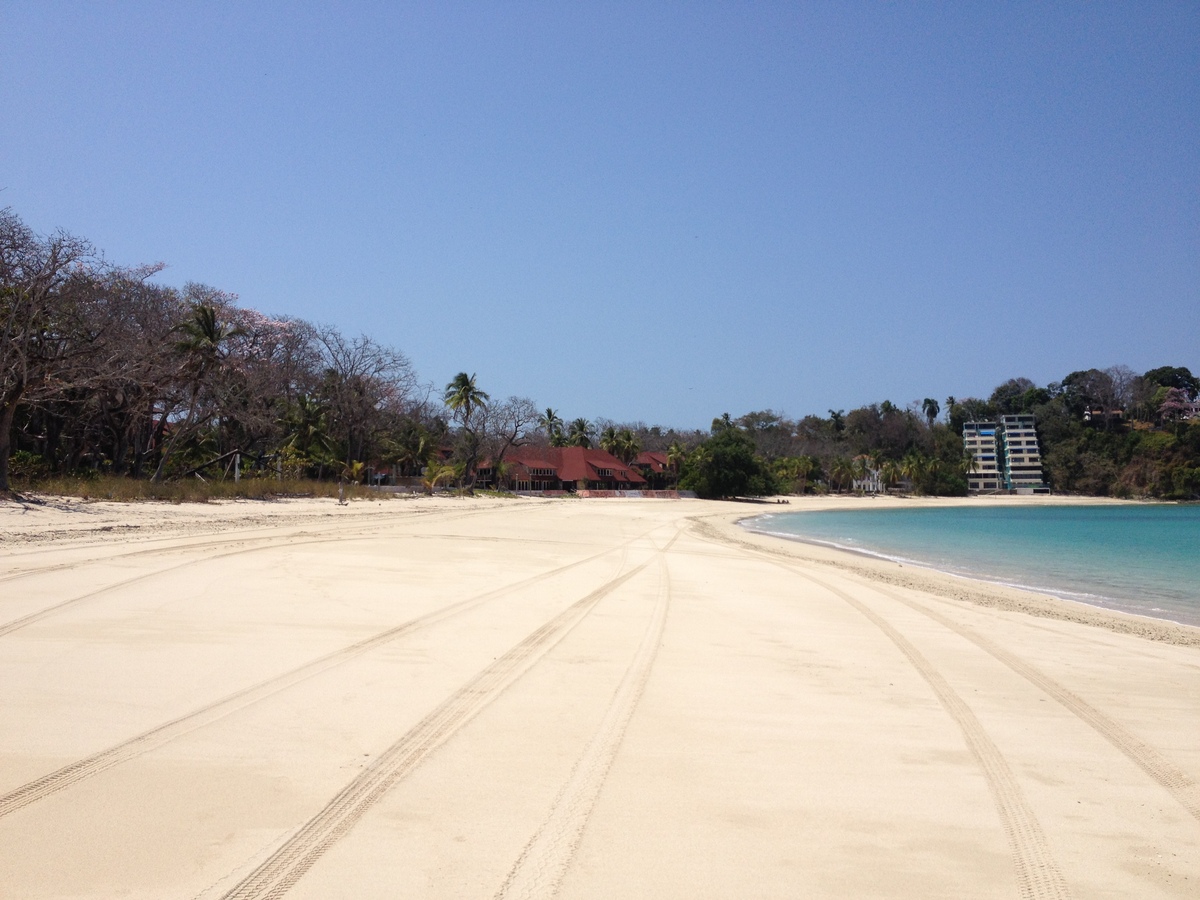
xmin=314 ymin=327 xmax=418 ymax=467
xmin=479 ymin=396 xmax=540 ymax=488
xmin=0 ymin=209 xmax=99 ymax=492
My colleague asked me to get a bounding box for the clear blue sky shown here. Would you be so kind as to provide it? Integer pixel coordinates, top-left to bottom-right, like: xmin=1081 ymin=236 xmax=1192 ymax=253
xmin=3 ymin=2 xmax=1197 ymax=428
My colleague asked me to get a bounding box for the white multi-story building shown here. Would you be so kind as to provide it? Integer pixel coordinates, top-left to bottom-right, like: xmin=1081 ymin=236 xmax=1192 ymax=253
xmin=998 ymin=414 xmax=1048 ymax=493
xmin=964 ymin=416 xmax=1049 ymax=494
xmin=962 ymin=422 xmax=1001 ymax=492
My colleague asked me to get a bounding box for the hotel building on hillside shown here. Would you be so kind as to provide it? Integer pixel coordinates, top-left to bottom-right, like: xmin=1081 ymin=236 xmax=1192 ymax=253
xmin=998 ymin=414 xmax=1049 ymax=492
xmin=963 ymin=422 xmax=1001 ymax=492
xmin=964 ymin=415 xmax=1049 ymax=494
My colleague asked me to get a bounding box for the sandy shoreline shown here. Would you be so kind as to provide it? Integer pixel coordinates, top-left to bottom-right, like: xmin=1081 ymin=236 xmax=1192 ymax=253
xmin=2 ymin=494 xmax=1197 ymax=897
xmin=725 ymin=494 xmax=1200 ymax=646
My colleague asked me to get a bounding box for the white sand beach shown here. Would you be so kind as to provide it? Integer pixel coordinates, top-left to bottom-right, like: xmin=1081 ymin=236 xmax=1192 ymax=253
xmin=1 ymin=493 xmax=1197 ymax=898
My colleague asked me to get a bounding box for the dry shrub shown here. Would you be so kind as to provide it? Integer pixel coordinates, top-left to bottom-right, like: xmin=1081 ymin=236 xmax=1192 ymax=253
xmin=11 ymin=475 xmax=393 ymax=504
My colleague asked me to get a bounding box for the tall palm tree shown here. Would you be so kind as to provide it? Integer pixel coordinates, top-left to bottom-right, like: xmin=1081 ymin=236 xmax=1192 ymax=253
xmin=443 ymin=372 xmax=489 ymax=429
xmin=900 ymin=452 xmax=927 ymax=494
xmin=794 ymin=455 xmax=814 ymax=494
xmin=851 ymin=454 xmax=872 ymax=492
xmin=773 ymin=457 xmax=800 ymax=493
xmin=173 ymin=303 xmax=245 ymax=377
xmin=879 ymin=460 xmax=899 ymax=493
xmin=281 ymin=395 xmax=335 ymax=461
xmin=615 ymin=428 xmax=640 ymax=464
xmin=568 ymin=418 xmax=593 ymax=448
xmin=922 ymin=397 xmax=940 ymax=428
xmin=926 ymin=457 xmax=942 ymax=486
xmin=963 ymin=448 xmax=980 ymax=478
xmin=666 ymin=441 xmax=687 ymax=478
xmin=830 ymin=456 xmax=854 ymax=493
xmin=152 ymin=304 xmax=246 ymax=481
xmin=382 ymin=423 xmax=432 ymax=476
xmin=600 ymin=425 xmax=619 ymax=455
xmin=444 ymin=372 xmax=489 ymax=490
xmin=539 ymin=408 xmax=564 ymax=444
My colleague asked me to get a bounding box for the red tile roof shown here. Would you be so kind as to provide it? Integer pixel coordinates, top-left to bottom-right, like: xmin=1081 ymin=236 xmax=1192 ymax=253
xmin=497 ymin=446 xmax=647 ymax=485
xmin=635 ymin=451 xmax=669 ymax=473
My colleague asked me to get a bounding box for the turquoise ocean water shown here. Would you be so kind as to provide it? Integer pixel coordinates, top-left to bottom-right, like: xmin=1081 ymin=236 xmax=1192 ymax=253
xmin=744 ymin=505 xmax=1200 ymax=627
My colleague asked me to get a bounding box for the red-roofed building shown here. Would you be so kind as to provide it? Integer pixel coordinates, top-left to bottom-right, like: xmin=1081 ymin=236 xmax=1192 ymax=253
xmin=477 ymin=446 xmax=647 ymax=492
xmin=633 ymin=450 xmax=675 ymax=489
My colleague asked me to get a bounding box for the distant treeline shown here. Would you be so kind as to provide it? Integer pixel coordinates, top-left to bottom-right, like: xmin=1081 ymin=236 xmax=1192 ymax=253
xmin=2 ymin=207 xmax=1197 ymax=499
xmin=677 ymin=365 xmax=1199 ymax=500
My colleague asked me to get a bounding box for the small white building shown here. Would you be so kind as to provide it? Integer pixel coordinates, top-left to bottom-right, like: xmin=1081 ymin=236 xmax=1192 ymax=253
xmin=852 ymin=469 xmax=883 ymax=494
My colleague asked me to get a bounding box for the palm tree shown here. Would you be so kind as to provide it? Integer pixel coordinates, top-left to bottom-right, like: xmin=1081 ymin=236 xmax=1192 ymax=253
xmin=830 ymin=456 xmax=854 ymax=493
xmin=444 ymin=372 xmax=489 ymax=489
xmin=491 ymin=459 xmax=512 ymax=491
xmin=539 ymin=408 xmax=564 ymax=445
xmin=173 ymin=303 xmax=245 ymax=377
xmin=615 ymin=428 xmax=640 ymax=464
xmin=443 ymin=372 xmax=489 ymax=429
xmin=421 ymin=460 xmax=459 ymax=495
xmin=279 ymin=394 xmax=337 ymax=477
xmin=281 ymin=395 xmax=335 ymax=458
xmin=794 ymin=455 xmax=814 ymax=494
xmin=381 ymin=422 xmax=432 ymax=477
xmin=666 ymin=441 xmax=687 ymax=478
xmin=568 ymin=418 xmax=593 ymax=448
xmin=152 ymin=304 xmax=246 ymax=481
xmin=900 ymin=452 xmax=927 ymax=494
xmin=600 ymin=425 xmax=619 ymax=455
xmin=773 ymin=457 xmax=801 ymax=494
xmin=963 ymin=448 xmax=980 ymax=478
xmin=922 ymin=398 xmax=940 ymax=428
xmin=851 ymin=455 xmax=872 ymax=492
xmin=926 ymin=456 xmax=942 ymax=488
xmin=879 ymin=460 xmax=899 ymax=493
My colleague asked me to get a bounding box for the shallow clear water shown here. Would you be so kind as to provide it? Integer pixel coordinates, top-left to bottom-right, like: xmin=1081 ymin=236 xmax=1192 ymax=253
xmin=744 ymin=505 xmax=1200 ymax=627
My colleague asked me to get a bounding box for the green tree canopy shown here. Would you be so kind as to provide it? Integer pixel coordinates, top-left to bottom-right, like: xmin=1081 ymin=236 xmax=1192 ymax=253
xmin=679 ymin=424 xmax=777 ymax=499
xmin=1143 ymin=366 xmax=1199 ymax=400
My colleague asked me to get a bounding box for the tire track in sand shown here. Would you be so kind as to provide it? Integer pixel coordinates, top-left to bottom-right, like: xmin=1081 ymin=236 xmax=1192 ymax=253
xmin=0 ymin=507 xmax=510 ymax=638
xmin=693 ymin=518 xmax=1200 ymax=827
xmin=867 ymin=583 xmax=1200 ymax=825
xmin=689 ymin=519 xmax=1070 ymax=900
xmin=214 ymin=560 xmax=652 ymax=900
xmin=0 ymin=531 xmax=649 ymax=819
xmin=0 ymin=536 xmax=349 ymax=638
xmin=494 ymin=536 xmax=678 ymax=900
xmin=0 ymin=503 xmax=500 ymax=587
xmin=792 ymin=568 xmax=1071 ymax=900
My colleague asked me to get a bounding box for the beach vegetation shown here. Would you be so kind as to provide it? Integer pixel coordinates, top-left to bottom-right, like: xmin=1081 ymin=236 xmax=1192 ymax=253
xmin=679 ymin=416 xmax=778 ymax=499
xmin=11 ymin=473 xmax=385 ymax=504
xmin=567 ymin=418 xmax=595 ymax=448
xmin=421 ymin=460 xmax=460 ymax=495
xmin=3 ymin=205 xmax=1198 ymax=502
